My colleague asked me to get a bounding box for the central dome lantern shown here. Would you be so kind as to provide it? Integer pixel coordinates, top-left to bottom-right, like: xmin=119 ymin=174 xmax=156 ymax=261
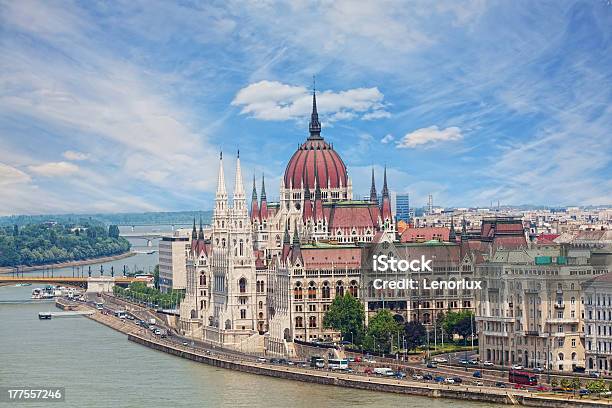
xmin=283 ymin=91 xmax=349 ymax=194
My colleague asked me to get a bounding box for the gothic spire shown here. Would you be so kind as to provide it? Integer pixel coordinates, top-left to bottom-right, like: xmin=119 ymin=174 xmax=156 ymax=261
xmin=382 ymin=165 xmax=389 ymax=198
xmin=198 ymin=216 xmax=204 ymax=239
xmin=191 ymin=217 xmax=197 ymax=240
xmin=233 ymin=149 xmax=245 ymax=199
xmin=215 ymin=151 xmax=227 ymax=198
xmin=449 ymin=216 xmax=456 ymax=241
xmin=292 ymin=221 xmax=300 ymax=245
xmin=308 ymin=80 xmax=322 ymax=139
xmin=283 ymin=224 xmax=290 ymax=244
xmin=260 ymin=174 xmax=267 ymax=201
xmin=251 ymin=174 xmax=258 ymax=201
xmin=369 ymin=167 xmax=377 ymax=203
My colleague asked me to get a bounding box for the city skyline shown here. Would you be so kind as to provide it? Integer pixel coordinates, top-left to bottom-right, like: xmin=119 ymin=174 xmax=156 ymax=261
xmin=1 ymin=0 xmax=611 ymax=216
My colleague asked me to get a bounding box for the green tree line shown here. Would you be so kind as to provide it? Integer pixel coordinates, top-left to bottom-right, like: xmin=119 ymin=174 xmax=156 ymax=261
xmin=113 ymin=281 xmax=184 ymax=309
xmin=323 ymin=294 xmax=475 ymax=354
xmin=0 ymin=222 xmax=131 ymax=267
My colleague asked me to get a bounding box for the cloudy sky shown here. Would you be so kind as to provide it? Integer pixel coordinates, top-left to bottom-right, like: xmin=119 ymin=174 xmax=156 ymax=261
xmin=1 ymin=0 xmax=611 ymax=215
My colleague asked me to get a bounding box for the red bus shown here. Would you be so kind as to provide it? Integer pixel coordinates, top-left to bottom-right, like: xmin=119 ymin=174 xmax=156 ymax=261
xmin=509 ymin=370 xmax=537 ymax=386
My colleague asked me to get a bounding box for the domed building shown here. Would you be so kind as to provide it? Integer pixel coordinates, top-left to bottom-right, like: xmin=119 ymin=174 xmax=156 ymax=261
xmin=251 ymin=90 xmax=394 ymax=255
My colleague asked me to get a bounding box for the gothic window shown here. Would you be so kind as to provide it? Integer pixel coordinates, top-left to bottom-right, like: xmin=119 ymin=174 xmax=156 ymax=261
xmin=239 ymin=278 xmax=247 ymax=293
xmin=225 ymin=319 xmax=231 ymax=329
xmin=199 ymin=273 xmax=206 ymax=286
xmin=336 ymin=280 xmax=344 ymax=297
xmin=239 ymin=239 xmax=244 ymax=256
xmin=222 ymin=238 xmax=226 ymax=248
xmin=308 ymin=281 xmax=317 ymax=300
xmin=309 ymin=316 xmax=317 ymax=328
xmin=258 ymin=312 xmax=263 ymax=319
xmin=349 ymin=280 xmax=358 ymax=298
xmin=295 ymin=316 xmax=303 ymax=328
xmin=240 ymin=309 xmax=246 ymax=319
xmin=322 ymin=281 xmax=330 ymax=299
xmin=260 ymin=280 xmax=264 ymax=292
xmin=259 ymin=301 xmax=263 ymax=309
xmin=294 ymin=282 xmax=303 ymax=300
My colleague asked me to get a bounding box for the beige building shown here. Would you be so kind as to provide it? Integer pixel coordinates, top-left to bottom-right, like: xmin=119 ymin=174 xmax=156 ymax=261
xmin=476 ymin=246 xmax=602 ymax=372
xmin=158 ymin=229 xmax=191 ymax=293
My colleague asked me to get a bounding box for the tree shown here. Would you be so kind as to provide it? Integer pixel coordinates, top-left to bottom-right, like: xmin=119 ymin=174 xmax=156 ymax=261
xmin=322 ymin=293 xmax=365 ymax=344
xmin=587 ymin=379 xmax=607 ymax=393
xmin=108 ymin=225 xmax=120 ymax=239
xmin=403 ymin=320 xmax=426 ymax=352
xmin=441 ymin=310 xmax=474 ymax=340
xmin=365 ymin=309 xmax=401 ymax=354
xmin=153 ymin=264 xmax=160 ymax=290
xmin=13 ymin=224 xmax=19 ymax=237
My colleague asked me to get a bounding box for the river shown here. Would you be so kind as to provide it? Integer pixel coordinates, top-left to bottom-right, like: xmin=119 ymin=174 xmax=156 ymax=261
xmin=0 ymin=285 xmax=496 ymax=407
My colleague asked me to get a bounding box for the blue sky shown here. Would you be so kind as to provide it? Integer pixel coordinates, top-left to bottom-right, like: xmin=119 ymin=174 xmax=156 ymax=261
xmin=1 ymin=0 xmax=611 ymax=215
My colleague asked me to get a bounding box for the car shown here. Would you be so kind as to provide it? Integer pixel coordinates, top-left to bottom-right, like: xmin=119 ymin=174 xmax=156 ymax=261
xmin=511 ymin=364 xmax=524 ymax=370
xmin=459 ymin=359 xmax=470 ymax=365
xmin=444 ymin=378 xmax=455 ymax=384
xmin=182 ymin=341 xmax=189 ymax=346
xmin=473 ymin=371 xmax=482 ymax=378
xmin=589 ymin=371 xmax=601 ymax=378
xmin=412 ymin=374 xmax=424 ymax=380
xmin=347 ymin=357 xmax=355 ymax=362
xmin=205 ymin=350 xmax=211 ymax=354
xmin=395 ymin=371 xmax=406 ymax=379
xmin=433 ymin=357 xmax=448 ymax=363
xmin=423 ymin=374 xmax=433 ymax=381
xmin=278 ymin=358 xmax=288 ymax=365
xmin=474 ymin=381 xmax=484 ymax=386
xmin=364 ymin=358 xmax=377 ymax=364
xmin=257 ymin=357 xmax=267 ymax=363
xmin=533 ymin=367 xmax=544 ymax=373
xmin=353 ymin=356 xmax=362 ymax=363
xmin=154 ymin=329 xmax=161 ymax=335
xmin=579 ymin=389 xmax=590 ymax=396
xmin=483 ymin=361 xmax=494 ymax=367
xmin=452 ymin=377 xmax=463 ymax=384
xmin=469 ymin=360 xmax=478 ymax=365
xmin=495 ymin=382 xmax=506 ymax=388
xmin=364 ymin=367 xmax=374 ymax=375
xmin=434 ymin=376 xmax=445 ymax=383
xmin=513 ymin=384 xmax=525 ymax=390
xmin=535 ymin=385 xmax=550 ymax=392
xmin=270 ymin=358 xmax=279 ymax=364
xmin=426 ymin=362 xmax=437 ymax=368
xmin=160 ymin=333 xmax=167 ymax=338
xmin=287 ymin=361 xmax=295 ymax=365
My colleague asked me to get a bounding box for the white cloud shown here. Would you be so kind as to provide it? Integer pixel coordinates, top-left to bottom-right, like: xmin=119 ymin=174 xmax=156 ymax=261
xmin=28 ymin=161 xmax=80 ymax=177
xmin=396 ymin=126 xmax=463 ymax=148
xmin=63 ymin=150 xmax=90 ymax=161
xmin=231 ymin=80 xmax=389 ymax=122
xmin=0 ymin=162 xmax=31 ymax=185
xmin=380 ymin=134 xmax=394 ymax=144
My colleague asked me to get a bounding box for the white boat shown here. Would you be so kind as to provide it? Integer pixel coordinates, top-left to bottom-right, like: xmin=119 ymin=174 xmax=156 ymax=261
xmin=31 ymin=288 xmax=43 ymax=299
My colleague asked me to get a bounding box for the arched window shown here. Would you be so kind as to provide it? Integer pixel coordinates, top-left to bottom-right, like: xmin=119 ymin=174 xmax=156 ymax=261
xmin=336 ymin=280 xmax=344 ymax=297
xmin=221 ymin=238 xmax=226 ymax=248
xmin=239 ymin=239 xmax=244 ymax=256
xmin=259 ymin=301 xmax=263 ymax=309
xmin=260 ymin=280 xmax=264 ymax=293
xmin=349 ymin=280 xmax=358 ymax=298
xmin=239 ymin=278 xmax=247 ymax=293
xmin=258 ymin=312 xmax=263 ymax=319
xmin=294 ymin=282 xmax=303 ymax=300
xmin=558 ymin=353 xmax=564 ymax=361
xmin=322 ymin=281 xmax=331 ymax=299
xmin=225 ymin=319 xmax=231 ymax=329
xmin=308 ymin=281 xmax=317 ymax=300
xmin=295 ymin=316 xmax=303 ymax=328
xmin=199 ymin=272 xmax=206 ymax=286
xmin=309 ymin=316 xmax=317 ymax=328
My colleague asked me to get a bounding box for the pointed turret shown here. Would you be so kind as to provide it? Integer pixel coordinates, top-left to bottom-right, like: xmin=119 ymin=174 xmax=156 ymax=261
xmin=308 ymin=87 xmax=322 ymax=140
xmin=198 ymin=216 xmax=204 ymax=240
xmin=369 ymin=168 xmax=377 ymax=203
xmin=191 ymin=218 xmax=197 ymax=240
xmin=250 ymin=174 xmax=259 ymax=222
xmin=291 ymin=221 xmax=303 ymax=264
xmin=449 ymin=216 xmax=456 ymax=242
xmin=314 ymin=168 xmax=324 ymax=221
xmin=233 ymin=149 xmax=245 ymax=203
xmin=281 ymin=224 xmax=291 ymax=262
xmin=259 ymin=175 xmax=268 ymax=220
xmin=381 ymin=165 xmax=392 ymax=221
xmin=216 ymin=151 xmax=227 ymax=198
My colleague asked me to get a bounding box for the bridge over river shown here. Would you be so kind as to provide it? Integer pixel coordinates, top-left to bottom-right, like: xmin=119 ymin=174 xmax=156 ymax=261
xmin=0 ymin=276 xmax=151 ymax=291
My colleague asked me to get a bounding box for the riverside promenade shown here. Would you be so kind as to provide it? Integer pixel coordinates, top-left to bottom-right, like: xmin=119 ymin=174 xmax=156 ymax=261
xmin=68 ymin=299 xmax=611 ymax=407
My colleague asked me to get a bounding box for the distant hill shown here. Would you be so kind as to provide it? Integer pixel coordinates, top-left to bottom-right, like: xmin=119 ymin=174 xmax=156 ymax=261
xmin=0 ymin=211 xmax=213 ymax=227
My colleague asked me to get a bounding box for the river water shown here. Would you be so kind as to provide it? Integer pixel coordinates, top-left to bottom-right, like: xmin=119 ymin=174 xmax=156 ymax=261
xmin=0 ymin=225 xmax=495 ymax=407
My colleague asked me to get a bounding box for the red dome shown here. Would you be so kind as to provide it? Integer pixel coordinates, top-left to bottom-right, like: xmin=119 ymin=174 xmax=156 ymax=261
xmin=284 ymin=137 xmax=348 ymax=190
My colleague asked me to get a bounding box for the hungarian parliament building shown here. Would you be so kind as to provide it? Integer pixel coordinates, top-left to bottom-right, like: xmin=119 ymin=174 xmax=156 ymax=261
xmin=177 ymin=92 xmax=531 ymax=356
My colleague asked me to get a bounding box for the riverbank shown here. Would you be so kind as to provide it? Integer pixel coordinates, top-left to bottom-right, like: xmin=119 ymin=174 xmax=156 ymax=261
xmin=0 ymin=251 xmax=135 ymax=274
xmin=69 ymin=300 xmax=610 ymax=407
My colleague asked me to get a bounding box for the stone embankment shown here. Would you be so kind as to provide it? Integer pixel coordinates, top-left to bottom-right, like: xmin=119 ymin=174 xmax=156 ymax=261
xmin=69 ymin=299 xmax=612 ymax=407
